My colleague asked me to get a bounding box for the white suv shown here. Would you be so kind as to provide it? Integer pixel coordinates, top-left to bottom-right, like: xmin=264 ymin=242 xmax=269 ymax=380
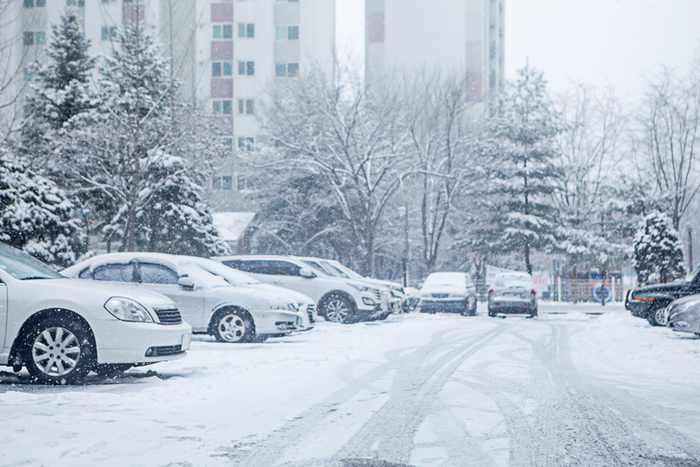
xmin=63 ymin=253 xmax=305 ymax=343
xmin=0 ymin=243 xmax=191 ymax=384
xmin=216 ymin=255 xmax=394 ymax=324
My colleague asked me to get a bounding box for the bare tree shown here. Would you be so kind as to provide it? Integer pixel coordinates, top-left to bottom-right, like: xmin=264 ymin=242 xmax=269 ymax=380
xmin=255 ymin=63 xmax=413 ymax=276
xmin=642 ymin=69 xmax=700 ymax=230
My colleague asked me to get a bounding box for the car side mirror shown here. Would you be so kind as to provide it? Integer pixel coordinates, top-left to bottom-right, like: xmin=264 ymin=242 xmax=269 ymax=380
xmin=178 ymin=275 xmax=195 ymax=289
xmin=299 ymin=268 xmax=316 ymax=278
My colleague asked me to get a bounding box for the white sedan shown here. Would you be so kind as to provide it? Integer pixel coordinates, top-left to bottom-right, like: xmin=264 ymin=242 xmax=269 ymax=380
xmin=0 ymin=243 xmax=191 ymax=385
xmin=62 ymin=253 xmax=306 ymax=343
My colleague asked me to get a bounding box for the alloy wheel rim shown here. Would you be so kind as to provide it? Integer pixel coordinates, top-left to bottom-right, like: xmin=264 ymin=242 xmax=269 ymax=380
xmin=219 ymin=314 xmax=246 ymax=342
xmin=655 ymin=308 xmax=668 ymax=326
xmin=325 ymin=300 xmax=349 ymax=323
xmin=31 ymin=327 xmax=81 ymax=376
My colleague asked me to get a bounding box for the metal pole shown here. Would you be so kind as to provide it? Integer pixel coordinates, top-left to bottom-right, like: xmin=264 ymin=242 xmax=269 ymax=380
xmin=611 ymin=277 xmax=616 ymax=305
xmin=558 ymin=276 xmax=562 ymax=312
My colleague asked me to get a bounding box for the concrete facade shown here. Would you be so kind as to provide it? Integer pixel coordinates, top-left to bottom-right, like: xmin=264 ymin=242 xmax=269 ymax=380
xmin=0 ymin=0 xmax=336 ymax=211
xmin=365 ymin=0 xmax=504 ymax=113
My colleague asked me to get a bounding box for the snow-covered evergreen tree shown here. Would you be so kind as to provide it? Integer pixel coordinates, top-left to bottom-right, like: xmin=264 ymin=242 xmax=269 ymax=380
xmin=0 ymin=144 xmax=84 ymax=267
xmin=54 ymin=25 xmax=229 ymax=256
xmin=463 ymin=66 xmax=563 ymax=275
xmin=633 ymin=212 xmax=685 ymax=284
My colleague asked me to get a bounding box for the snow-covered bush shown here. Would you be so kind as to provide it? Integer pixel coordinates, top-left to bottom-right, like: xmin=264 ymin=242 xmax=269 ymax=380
xmin=633 ymin=212 xmax=685 ymax=284
xmin=0 ymin=145 xmax=84 ymax=267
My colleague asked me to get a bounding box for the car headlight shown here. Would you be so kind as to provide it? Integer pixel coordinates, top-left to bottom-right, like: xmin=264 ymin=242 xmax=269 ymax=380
xmin=104 ymin=297 xmax=154 ymax=323
xmin=350 ymin=283 xmax=378 ymax=294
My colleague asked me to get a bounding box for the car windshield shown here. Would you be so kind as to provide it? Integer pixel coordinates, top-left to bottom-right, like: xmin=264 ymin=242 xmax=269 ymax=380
xmin=326 ymin=261 xmax=365 ymax=279
xmin=423 ymin=273 xmax=466 ymax=287
xmin=299 ymin=260 xmax=331 ymax=276
xmin=0 ymin=242 xmax=63 ymax=280
xmin=494 ymin=273 xmax=532 ymax=287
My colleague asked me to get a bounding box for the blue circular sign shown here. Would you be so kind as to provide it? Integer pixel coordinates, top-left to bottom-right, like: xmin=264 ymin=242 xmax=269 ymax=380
xmin=591 ymin=283 xmax=611 ymax=303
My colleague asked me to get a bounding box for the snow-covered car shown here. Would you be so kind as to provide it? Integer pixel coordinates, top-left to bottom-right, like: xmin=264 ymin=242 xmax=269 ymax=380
xmin=487 ymin=271 xmax=538 ymax=318
xmin=0 ymin=242 xmax=191 ymax=384
xmin=296 ymin=257 xmax=404 ymax=313
xmin=215 ymin=255 xmax=394 ymax=324
xmin=186 ymin=257 xmax=315 ymax=331
xmin=419 ymin=272 xmax=477 ymax=315
xmin=62 ymin=253 xmax=304 ymax=343
xmin=665 ymin=295 xmax=700 ymax=334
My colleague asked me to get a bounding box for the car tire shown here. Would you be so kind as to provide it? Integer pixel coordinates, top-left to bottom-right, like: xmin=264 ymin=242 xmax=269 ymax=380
xmin=211 ymin=309 xmax=255 ymax=343
xmin=647 ymin=306 xmax=668 ymax=327
xmin=320 ymin=293 xmax=356 ymax=324
xmin=488 ymin=307 xmax=496 ymax=318
xmin=530 ymin=307 xmax=538 ymax=318
xmin=94 ymin=364 xmax=132 ymax=379
xmin=24 ymin=316 xmax=94 ymax=385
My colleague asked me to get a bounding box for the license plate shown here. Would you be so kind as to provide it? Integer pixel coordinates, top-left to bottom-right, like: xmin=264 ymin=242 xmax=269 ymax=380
xmin=181 ymin=333 xmax=191 ymax=351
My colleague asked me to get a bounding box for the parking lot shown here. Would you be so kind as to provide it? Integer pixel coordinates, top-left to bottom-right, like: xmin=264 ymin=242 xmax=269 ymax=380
xmin=2 ymin=303 xmax=700 ymax=467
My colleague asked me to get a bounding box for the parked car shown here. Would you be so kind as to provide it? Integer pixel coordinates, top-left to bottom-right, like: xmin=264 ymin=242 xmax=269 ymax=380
xmin=665 ymin=295 xmax=700 ymax=334
xmin=296 ymin=257 xmax=404 ymax=313
xmin=419 ymin=272 xmax=477 ymax=315
xmin=62 ymin=253 xmax=304 ymax=343
xmin=625 ymin=265 xmax=700 ymax=326
xmin=487 ymin=271 xmax=537 ymax=318
xmin=0 ymin=242 xmax=191 ymax=384
xmin=215 ymin=255 xmax=394 ymax=324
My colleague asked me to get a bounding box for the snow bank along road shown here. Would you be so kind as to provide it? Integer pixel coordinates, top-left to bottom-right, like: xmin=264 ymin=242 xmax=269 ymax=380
xmin=2 ymin=303 xmax=700 ymax=467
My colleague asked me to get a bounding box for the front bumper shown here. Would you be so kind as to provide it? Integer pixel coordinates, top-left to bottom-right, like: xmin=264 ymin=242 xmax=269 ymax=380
xmin=91 ymin=320 xmax=192 ymax=365
xmin=669 ymin=310 xmax=700 ymax=334
xmin=420 ymin=298 xmax=467 ymax=313
xmin=626 ymin=299 xmax=654 ymax=318
xmin=251 ymin=309 xmax=301 ymax=335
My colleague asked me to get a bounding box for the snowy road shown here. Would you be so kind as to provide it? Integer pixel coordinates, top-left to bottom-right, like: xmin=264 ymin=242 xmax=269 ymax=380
xmin=2 ymin=304 xmax=700 ymax=467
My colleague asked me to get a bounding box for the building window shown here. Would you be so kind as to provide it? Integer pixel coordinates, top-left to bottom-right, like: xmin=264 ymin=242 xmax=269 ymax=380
xmin=238 ymin=99 xmax=254 ymax=115
xmin=35 ymin=32 xmax=46 ymax=45
xmin=23 ymin=67 xmax=34 ymax=82
xmin=24 ymin=0 xmax=46 ymax=7
xmin=23 ymin=32 xmax=34 ymax=46
xmin=237 ymin=175 xmax=246 ymax=190
xmin=276 ymin=63 xmax=299 ymax=78
xmin=276 ymin=26 xmax=299 ymax=41
xmin=212 ymin=100 xmax=233 ymax=115
xmin=222 ymin=138 xmax=233 ymax=147
xmin=213 ymin=24 xmax=233 ymax=39
xmin=237 ymin=137 xmax=254 ymax=151
xmin=67 ymin=0 xmax=85 ymax=5
xmin=237 ymin=61 xmax=254 ymax=76
xmin=212 ymin=61 xmax=233 ymax=77
xmin=238 ymin=23 xmax=254 ymax=38
xmin=213 ymin=175 xmax=233 ymax=191
xmin=101 ymin=26 xmax=117 ymax=41
xmin=276 ymin=0 xmax=299 ymax=2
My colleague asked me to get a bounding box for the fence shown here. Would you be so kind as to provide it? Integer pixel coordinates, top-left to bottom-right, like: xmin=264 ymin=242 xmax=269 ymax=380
xmin=475 ymin=278 xmax=627 ymax=304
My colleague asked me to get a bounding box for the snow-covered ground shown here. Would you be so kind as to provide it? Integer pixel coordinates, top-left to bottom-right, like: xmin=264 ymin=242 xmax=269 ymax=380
xmin=2 ymin=303 xmax=700 ymax=467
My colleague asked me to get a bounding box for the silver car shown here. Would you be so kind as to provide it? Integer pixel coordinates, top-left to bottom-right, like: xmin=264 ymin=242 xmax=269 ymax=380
xmin=487 ymin=272 xmax=538 ymax=318
xmin=666 ymin=295 xmax=700 ymax=335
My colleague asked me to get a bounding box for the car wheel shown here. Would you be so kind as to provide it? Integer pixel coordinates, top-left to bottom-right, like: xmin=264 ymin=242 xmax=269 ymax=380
xmin=647 ymin=306 xmax=668 ymax=327
xmin=94 ymin=364 xmax=132 ymax=379
xmin=530 ymin=307 xmax=538 ymax=318
xmin=320 ymin=293 xmax=355 ymax=324
xmin=488 ymin=308 xmax=496 ymax=317
xmin=24 ymin=317 xmax=94 ymax=385
xmin=211 ymin=309 xmax=254 ymax=343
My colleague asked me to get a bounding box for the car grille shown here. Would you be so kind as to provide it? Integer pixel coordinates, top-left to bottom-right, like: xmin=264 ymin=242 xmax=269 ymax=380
xmin=432 ymin=293 xmax=449 ymax=298
xmin=153 ymin=308 xmax=182 ymax=325
xmin=374 ymin=290 xmax=382 ymax=300
xmin=306 ymin=304 xmax=315 ymax=323
xmin=145 ymin=345 xmax=182 ymax=357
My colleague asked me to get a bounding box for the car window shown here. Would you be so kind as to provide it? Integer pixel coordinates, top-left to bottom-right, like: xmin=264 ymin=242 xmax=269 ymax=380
xmin=424 ymin=273 xmax=466 ymax=287
xmin=0 ymin=242 xmax=63 ymax=280
xmin=268 ymin=261 xmax=301 ymax=276
xmin=464 ymin=274 xmax=474 ymax=286
xmin=93 ymin=264 xmax=134 ymax=282
xmin=224 ymin=260 xmax=265 ymax=274
xmin=138 ymin=263 xmax=179 ymax=284
xmin=78 ymin=268 xmax=92 ymax=279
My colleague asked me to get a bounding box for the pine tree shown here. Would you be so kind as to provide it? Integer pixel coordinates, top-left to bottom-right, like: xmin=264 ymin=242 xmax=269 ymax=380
xmin=633 ymin=212 xmax=685 ymax=284
xmin=464 ymin=66 xmax=563 ymax=275
xmin=23 ymin=11 xmax=95 ymax=147
xmin=0 ymin=144 xmax=84 ymax=267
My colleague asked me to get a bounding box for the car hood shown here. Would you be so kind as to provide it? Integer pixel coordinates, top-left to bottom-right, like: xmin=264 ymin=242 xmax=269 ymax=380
xmin=632 ymin=282 xmax=690 ymax=296
xmin=420 ymin=285 xmax=467 ymax=294
xmin=23 ymin=278 xmax=177 ymax=309
xmin=240 ymin=283 xmax=314 ymax=305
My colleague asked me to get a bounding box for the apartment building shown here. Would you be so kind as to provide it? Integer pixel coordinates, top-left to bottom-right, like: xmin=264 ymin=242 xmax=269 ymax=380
xmin=365 ymin=0 xmax=504 ymax=113
xmin=0 ymin=0 xmax=336 ymax=211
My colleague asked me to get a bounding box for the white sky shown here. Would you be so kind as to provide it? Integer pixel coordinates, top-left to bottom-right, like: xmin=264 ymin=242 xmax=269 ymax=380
xmin=336 ymin=0 xmax=700 ymax=102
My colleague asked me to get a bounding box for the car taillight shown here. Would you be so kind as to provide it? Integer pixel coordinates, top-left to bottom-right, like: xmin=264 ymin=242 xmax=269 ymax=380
xmin=531 ymin=290 xmax=537 ymax=296
xmin=488 ymin=289 xmax=494 ymax=295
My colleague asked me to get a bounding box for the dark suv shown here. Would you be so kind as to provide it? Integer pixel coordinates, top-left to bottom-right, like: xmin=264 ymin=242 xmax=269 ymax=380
xmin=625 ymin=266 xmax=700 ymax=326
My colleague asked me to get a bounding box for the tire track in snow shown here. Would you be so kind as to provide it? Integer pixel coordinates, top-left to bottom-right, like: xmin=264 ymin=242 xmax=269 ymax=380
xmin=228 ymin=322 xmax=505 ymax=467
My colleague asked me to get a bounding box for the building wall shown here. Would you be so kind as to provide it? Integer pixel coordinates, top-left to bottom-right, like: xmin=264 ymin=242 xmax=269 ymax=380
xmin=0 ymin=0 xmax=336 ymax=212
xmin=365 ymin=0 xmax=504 ymax=113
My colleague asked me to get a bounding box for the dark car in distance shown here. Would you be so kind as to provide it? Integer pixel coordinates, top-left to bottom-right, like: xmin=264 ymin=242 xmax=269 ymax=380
xmin=625 ymin=265 xmax=700 ymax=326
